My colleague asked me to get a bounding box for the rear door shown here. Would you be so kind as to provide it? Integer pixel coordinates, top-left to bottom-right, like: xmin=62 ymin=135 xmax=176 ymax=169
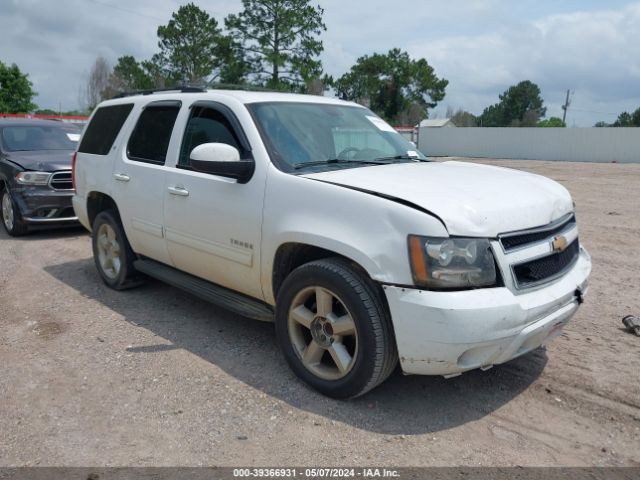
xmin=163 ymin=101 xmax=266 ymax=300
xmin=111 ymin=100 xmax=181 ymax=265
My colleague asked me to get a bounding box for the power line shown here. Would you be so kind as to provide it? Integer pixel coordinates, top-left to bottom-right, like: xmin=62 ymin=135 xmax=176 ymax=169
xmin=84 ymin=0 xmax=166 ymax=22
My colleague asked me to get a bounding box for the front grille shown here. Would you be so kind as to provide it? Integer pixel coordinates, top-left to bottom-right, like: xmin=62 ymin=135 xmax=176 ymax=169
xmin=512 ymin=239 xmax=580 ymax=288
xmin=500 ymin=214 xmax=575 ymax=251
xmin=49 ymin=171 xmax=73 ymax=191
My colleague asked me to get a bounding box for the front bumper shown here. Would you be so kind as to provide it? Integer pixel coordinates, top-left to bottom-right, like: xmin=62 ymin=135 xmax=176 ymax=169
xmin=384 ymin=247 xmax=592 ymax=376
xmin=12 ymin=186 xmax=78 ymax=225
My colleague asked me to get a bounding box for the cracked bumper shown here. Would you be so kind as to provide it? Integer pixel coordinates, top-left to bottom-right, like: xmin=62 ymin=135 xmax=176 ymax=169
xmin=384 ymin=247 xmax=592 ymax=376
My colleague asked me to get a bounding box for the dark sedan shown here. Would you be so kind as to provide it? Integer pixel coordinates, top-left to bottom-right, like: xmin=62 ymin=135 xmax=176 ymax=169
xmin=0 ymin=118 xmax=80 ymax=236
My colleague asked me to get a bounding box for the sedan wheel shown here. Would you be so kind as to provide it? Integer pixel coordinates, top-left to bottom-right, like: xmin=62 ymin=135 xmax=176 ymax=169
xmin=1 ymin=190 xmax=28 ymax=236
xmin=2 ymin=192 xmax=14 ymax=231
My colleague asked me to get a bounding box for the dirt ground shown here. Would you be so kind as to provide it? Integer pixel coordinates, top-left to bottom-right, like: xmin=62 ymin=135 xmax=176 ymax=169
xmin=0 ymin=158 xmax=639 ymax=467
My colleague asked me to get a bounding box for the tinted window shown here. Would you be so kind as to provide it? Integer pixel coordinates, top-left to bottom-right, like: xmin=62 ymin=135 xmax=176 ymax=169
xmin=179 ymin=107 xmax=241 ymax=167
xmin=79 ymin=104 xmax=134 ymax=155
xmin=2 ymin=126 xmax=77 ymax=152
xmin=127 ymin=104 xmax=180 ymax=165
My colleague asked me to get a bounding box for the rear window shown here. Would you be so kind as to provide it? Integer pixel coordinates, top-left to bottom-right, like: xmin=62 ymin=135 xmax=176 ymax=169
xmin=78 ymin=104 xmax=134 ymax=155
xmin=127 ymin=104 xmax=180 ymax=165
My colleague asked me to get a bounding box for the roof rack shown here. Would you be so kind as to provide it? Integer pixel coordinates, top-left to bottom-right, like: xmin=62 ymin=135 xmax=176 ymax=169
xmin=112 ymin=86 xmax=206 ymax=99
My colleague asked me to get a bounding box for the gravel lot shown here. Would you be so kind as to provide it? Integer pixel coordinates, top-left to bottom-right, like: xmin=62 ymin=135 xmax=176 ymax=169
xmin=1 ymin=158 xmax=639 ymax=467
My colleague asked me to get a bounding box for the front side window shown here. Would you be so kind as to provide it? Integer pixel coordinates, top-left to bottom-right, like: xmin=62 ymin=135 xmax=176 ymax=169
xmin=248 ymin=102 xmax=425 ymax=172
xmin=127 ymin=104 xmax=180 ymax=165
xmin=2 ymin=125 xmax=78 ymax=152
xmin=179 ymin=106 xmax=242 ymax=167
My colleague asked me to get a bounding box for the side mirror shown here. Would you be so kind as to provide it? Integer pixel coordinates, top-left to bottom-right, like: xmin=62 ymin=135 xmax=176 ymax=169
xmin=189 ymin=143 xmax=254 ymax=184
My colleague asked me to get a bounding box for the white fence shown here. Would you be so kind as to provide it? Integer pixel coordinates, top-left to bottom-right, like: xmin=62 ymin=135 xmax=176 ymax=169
xmin=418 ymin=127 xmax=640 ymax=163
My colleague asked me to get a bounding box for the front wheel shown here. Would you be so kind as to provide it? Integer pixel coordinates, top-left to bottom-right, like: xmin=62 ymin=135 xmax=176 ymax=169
xmin=91 ymin=209 xmax=142 ymax=290
xmin=1 ymin=189 xmax=28 ymax=236
xmin=276 ymin=258 xmax=397 ymax=398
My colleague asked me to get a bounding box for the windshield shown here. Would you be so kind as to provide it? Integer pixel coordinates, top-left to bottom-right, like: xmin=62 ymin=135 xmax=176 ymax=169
xmin=248 ymin=102 xmax=425 ymax=172
xmin=1 ymin=126 xmax=78 ymax=152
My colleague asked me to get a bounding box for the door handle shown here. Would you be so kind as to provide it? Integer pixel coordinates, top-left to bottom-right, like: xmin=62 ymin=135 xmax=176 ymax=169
xmin=168 ymin=186 xmax=189 ymax=197
xmin=113 ymin=173 xmax=131 ymax=182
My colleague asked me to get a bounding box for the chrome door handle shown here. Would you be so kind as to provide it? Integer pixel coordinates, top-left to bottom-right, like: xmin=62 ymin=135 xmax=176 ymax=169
xmin=168 ymin=186 xmax=189 ymax=197
xmin=113 ymin=173 xmax=130 ymax=182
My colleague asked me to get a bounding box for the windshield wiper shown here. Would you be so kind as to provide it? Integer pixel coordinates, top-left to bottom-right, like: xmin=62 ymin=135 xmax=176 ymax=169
xmin=294 ymin=159 xmax=391 ymax=170
xmin=372 ymin=155 xmax=429 ymax=162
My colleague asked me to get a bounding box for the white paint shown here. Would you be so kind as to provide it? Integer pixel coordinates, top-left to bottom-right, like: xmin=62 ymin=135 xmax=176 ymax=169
xmin=74 ymin=90 xmax=593 ymax=380
xmin=418 ymin=127 xmax=640 ymax=163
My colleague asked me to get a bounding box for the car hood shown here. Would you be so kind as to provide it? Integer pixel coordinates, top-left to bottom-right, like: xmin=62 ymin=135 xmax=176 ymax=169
xmin=303 ymin=161 xmax=574 ymax=237
xmin=4 ymin=150 xmax=74 ymax=172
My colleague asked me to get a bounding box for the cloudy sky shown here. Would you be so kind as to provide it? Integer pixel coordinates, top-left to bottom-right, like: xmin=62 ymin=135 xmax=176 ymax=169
xmin=2 ymin=0 xmax=639 ymax=126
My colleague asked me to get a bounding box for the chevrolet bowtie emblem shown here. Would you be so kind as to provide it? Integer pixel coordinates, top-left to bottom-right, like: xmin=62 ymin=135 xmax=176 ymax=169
xmin=552 ymin=235 xmax=568 ymax=253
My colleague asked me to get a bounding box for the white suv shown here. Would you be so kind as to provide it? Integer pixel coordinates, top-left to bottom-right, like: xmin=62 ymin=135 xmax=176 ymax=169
xmin=73 ymin=88 xmax=591 ymax=398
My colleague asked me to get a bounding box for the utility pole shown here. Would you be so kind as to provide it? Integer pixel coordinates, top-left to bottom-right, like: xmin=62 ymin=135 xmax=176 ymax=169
xmin=561 ymin=89 xmax=572 ymax=124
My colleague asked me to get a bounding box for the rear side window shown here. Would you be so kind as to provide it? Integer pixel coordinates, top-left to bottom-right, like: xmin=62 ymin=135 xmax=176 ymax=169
xmin=127 ymin=104 xmax=180 ymax=165
xmin=78 ymin=104 xmax=134 ymax=155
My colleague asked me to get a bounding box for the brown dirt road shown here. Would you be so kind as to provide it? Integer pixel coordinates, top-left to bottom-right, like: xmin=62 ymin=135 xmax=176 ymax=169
xmin=0 ymin=159 xmax=638 ymax=466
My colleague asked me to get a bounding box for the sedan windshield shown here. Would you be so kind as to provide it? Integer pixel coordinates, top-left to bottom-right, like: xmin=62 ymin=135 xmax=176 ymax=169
xmin=248 ymin=102 xmax=426 ymax=172
xmin=1 ymin=126 xmax=78 ymax=152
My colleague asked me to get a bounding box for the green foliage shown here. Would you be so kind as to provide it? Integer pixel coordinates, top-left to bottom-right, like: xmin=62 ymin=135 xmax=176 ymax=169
xmin=226 ymin=0 xmax=326 ymax=91
xmin=480 ymin=80 xmax=546 ymax=127
xmin=103 ymin=56 xmax=155 ymax=98
xmin=156 ymin=3 xmax=229 ymax=84
xmin=0 ymin=61 xmax=37 ymax=113
xmin=611 ymin=109 xmax=640 ymax=127
xmin=537 ymin=116 xmax=565 ymax=127
xmin=333 ymin=48 xmax=448 ymax=124
xmin=34 ymin=108 xmax=85 ymax=116
xmin=450 ymin=109 xmax=478 ymax=127
xmin=593 ymin=121 xmax=609 ymax=127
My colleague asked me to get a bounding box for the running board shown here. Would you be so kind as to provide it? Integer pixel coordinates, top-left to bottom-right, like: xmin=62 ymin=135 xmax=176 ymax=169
xmin=133 ymin=259 xmax=274 ymax=322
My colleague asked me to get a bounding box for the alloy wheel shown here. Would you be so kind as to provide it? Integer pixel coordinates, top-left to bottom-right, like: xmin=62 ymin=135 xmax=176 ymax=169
xmin=2 ymin=192 xmax=14 ymax=231
xmin=288 ymin=286 xmax=358 ymax=380
xmin=96 ymin=223 xmax=122 ymax=280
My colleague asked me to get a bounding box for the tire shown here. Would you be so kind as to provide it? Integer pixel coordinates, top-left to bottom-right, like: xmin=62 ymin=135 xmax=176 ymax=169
xmin=1 ymin=188 xmax=28 ymax=236
xmin=91 ymin=209 xmax=142 ymax=290
xmin=275 ymin=258 xmax=398 ymax=398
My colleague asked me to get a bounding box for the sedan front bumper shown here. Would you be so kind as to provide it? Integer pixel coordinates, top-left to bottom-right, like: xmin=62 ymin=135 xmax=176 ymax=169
xmin=384 ymin=247 xmax=592 ymax=376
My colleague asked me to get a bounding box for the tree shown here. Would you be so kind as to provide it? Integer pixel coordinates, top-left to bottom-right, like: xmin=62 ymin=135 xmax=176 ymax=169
xmin=0 ymin=61 xmax=37 ymax=113
xmin=612 ymin=110 xmax=640 ymax=127
xmin=226 ymin=0 xmax=326 ymax=91
xmin=537 ymin=116 xmax=565 ymax=127
xmin=450 ymin=108 xmax=478 ymax=127
xmin=82 ymin=55 xmax=111 ymax=111
xmin=104 ymin=56 xmax=155 ymax=97
xmin=594 ymin=121 xmax=609 ymax=127
xmin=479 ymin=80 xmax=546 ymax=127
xmin=333 ymin=48 xmax=448 ymax=124
xmin=155 ymin=3 xmax=235 ymax=84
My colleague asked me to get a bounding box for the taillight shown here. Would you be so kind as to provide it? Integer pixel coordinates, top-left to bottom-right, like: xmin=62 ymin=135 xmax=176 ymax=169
xmin=71 ymin=152 xmax=77 ymax=191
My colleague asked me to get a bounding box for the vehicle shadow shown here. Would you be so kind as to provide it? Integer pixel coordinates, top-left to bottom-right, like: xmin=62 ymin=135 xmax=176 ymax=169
xmin=0 ymin=225 xmax=87 ymax=241
xmin=44 ymin=258 xmax=547 ymax=435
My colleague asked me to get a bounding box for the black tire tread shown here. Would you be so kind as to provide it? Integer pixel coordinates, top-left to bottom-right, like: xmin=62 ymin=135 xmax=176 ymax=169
xmin=277 ymin=257 xmax=398 ymax=398
xmin=92 ymin=209 xmax=142 ymax=290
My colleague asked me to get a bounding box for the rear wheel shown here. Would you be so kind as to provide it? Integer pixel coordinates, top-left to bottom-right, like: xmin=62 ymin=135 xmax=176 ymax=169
xmin=276 ymin=258 xmax=397 ymax=398
xmin=92 ymin=209 xmax=142 ymax=290
xmin=1 ymin=189 xmax=28 ymax=236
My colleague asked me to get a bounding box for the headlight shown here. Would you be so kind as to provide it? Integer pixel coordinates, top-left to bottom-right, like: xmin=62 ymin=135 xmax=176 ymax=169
xmin=408 ymin=235 xmax=497 ymax=289
xmin=15 ymin=171 xmax=51 ymax=186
